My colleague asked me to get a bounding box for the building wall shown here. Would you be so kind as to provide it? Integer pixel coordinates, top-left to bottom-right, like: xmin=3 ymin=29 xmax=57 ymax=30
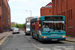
xmin=40 ymin=7 xmax=52 ymax=16
xmin=0 ymin=0 xmax=11 ymax=33
xmin=40 ymin=7 xmax=45 ymax=16
xmin=8 ymin=8 xmax=11 ymax=29
xmin=52 ymin=0 xmax=75 ymax=36
xmin=0 ymin=0 xmax=3 ymax=33
xmin=40 ymin=2 xmax=52 ymax=16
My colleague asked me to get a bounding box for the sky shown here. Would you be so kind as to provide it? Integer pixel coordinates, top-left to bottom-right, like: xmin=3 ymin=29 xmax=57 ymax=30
xmin=8 ymin=0 xmax=52 ymax=24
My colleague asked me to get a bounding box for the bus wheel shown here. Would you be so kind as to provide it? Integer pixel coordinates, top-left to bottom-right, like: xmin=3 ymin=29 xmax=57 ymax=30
xmin=37 ymin=35 xmax=40 ymax=41
xmin=32 ymin=33 xmax=34 ymax=39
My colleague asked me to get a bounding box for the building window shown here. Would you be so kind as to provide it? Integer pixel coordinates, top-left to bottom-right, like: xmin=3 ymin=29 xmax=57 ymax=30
xmin=58 ymin=0 xmax=59 ymax=5
xmin=49 ymin=10 xmax=51 ymax=12
xmin=62 ymin=0 xmax=65 ymax=2
xmin=8 ymin=19 xmax=9 ymax=21
xmin=71 ymin=9 xmax=72 ymax=20
xmin=64 ymin=12 xmax=65 ymax=16
xmin=54 ymin=0 xmax=55 ymax=7
xmin=8 ymin=12 xmax=9 ymax=14
xmin=0 ymin=3 xmax=1 ymax=6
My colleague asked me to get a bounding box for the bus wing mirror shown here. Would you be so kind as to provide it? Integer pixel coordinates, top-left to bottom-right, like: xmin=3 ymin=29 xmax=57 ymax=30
xmin=39 ymin=24 xmax=41 ymax=27
xmin=65 ymin=22 xmax=66 ymax=24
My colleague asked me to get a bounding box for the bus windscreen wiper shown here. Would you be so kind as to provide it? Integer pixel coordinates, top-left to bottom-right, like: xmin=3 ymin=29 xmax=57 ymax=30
xmin=58 ymin=30 xmax=60 ymax=32
xmin=48 ymin=31 xmax=50 ymax=33
xmin=57 ymin=27 xmax=60 ymax=32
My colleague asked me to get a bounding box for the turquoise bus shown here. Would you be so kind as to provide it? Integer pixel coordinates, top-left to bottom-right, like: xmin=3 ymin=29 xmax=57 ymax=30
xmin=30 ymin=15 xmax=66 ymax=41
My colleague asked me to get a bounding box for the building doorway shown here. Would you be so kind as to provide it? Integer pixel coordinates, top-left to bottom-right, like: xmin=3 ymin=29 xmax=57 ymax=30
xmin=0 ymin=17 xmax=3 ymax=33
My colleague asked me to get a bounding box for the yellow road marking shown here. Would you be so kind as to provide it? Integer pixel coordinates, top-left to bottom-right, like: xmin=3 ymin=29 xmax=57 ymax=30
xmin=0 ymin=33 xmax=11 ymax=45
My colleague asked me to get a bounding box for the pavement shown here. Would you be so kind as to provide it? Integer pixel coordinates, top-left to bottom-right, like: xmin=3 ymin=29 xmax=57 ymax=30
xmin=0 ymin=31 xmax=12 ymax=41
xmin=66 ymin=36 xmax=75 ymax=42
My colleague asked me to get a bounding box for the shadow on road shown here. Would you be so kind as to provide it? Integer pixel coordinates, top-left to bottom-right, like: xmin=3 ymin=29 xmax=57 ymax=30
xmin=26 ymin=36 xmax=64 ymax=44
xmin=40 ymin=41 xmax=64 ymax=44
xmin=34 ymin=38 xmax=64 ymax=44
xmin=25 ymin=34 xmax=31 ymax=36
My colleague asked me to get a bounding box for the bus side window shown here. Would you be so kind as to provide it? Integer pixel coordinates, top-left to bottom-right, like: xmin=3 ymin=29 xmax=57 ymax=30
xmin=31 ymin=22 xmax=35 ymax=30
xmin=35 ymin=21 xmax=39 ymax=30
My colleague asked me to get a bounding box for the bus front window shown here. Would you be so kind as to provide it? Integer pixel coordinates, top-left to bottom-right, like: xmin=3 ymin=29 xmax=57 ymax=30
xmin=43 ymin=21 xmax=65 ymax=32
xmin=53 ymin=21 xmax=65 ymax=31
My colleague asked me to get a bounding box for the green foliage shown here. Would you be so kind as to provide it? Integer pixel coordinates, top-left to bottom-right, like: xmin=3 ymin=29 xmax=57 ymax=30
xmin=11 ymin=23 xmax=26 ymax=29
xmin=16 ymin=23 xmax=19 ymax=28
xmin=11 ymin=24 xmax=16 ymax=27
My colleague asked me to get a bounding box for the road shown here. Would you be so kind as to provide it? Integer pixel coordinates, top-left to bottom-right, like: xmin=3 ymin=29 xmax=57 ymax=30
xmin=0 ymin=31 xmax=75 ymax=50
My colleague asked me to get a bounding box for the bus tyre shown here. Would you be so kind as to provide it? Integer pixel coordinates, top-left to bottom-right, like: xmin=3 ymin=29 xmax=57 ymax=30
xmin=37 ymin=35 xmax=40 ymax=41
xmin=32 ymin=33 xmax=34 ymax=39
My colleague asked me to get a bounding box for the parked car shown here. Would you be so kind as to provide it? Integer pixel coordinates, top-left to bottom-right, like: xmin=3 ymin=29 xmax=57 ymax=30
xmin=12 ymin=28 xmax=20 ymax=34
xmin=9 ymin=28 xmax=13 ymax=31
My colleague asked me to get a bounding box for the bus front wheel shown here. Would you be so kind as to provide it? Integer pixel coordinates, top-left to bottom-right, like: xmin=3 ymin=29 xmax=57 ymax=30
xmin=37 ymin=35 xmax=40 ymax=41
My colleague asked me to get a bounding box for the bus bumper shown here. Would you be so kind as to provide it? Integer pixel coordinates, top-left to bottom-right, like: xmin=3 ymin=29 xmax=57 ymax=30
xmin=39 ymin=38 xmax=66 ymax=41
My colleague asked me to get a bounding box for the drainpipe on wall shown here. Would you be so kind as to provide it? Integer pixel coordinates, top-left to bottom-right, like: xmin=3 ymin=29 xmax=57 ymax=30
xmin=1 ymin=0 xmax=4 ymax=32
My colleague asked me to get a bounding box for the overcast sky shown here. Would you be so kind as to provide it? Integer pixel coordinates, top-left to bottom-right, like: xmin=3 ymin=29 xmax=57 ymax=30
xmin=8 ymin=0 xmax=52 ymax=24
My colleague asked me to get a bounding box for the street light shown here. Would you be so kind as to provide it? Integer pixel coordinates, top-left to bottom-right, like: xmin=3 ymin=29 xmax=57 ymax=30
xmin=26 ymin=10 xmax=32 ymax=17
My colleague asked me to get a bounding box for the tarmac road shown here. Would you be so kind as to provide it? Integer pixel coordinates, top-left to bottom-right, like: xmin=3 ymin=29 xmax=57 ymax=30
xmin=0 ymin=31 xmax=75 ymax=50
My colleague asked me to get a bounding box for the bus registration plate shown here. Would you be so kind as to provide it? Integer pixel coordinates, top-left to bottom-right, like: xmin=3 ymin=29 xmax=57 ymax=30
xmin=52 ymin=39 xmax=57 ymax=41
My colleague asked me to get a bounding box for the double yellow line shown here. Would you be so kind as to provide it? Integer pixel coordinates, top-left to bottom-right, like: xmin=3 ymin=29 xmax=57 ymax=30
xmin=0 ymin=33 xmax=11 ymax=45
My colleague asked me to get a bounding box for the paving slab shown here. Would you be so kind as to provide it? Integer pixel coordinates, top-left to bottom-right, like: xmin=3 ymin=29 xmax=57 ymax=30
xmin=66 ymin=36 xmax=75 ymax=42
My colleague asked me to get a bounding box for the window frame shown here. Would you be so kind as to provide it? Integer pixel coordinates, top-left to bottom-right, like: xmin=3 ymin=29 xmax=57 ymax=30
xmin=58 ymin=0 xmax=60 ymax=5
xmin=54 ymin=0 xmax=55 ymax=7
xmin=62 ymin=0 xmax=65 ymax=2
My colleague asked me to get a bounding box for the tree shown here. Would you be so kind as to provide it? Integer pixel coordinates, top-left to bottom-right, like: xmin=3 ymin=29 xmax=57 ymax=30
xmin=11 ymin=23 xmax=26 ymax=29
xmin=16 ymin=23 xmax=19 ymax=28
xmin=11 ymin=24 xmax=16 ymax=27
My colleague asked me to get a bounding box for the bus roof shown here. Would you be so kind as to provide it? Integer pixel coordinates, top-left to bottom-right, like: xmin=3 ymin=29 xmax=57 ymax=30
xmin=30 ymin=15 xmax=65 ymax=22
xmin=42 ymin=15 xmax=65 ymax=16
xmin=40 ymin=15 xmax=65 ymax=18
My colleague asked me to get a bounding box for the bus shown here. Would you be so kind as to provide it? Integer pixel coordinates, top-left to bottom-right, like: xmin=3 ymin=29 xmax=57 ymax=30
xmin=30 ymin=15 xmax=66 ymax=41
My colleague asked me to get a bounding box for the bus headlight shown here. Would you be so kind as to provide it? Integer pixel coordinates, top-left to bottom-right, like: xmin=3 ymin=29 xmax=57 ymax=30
xmin=62 ymin=36 xmax=66 ymax=38
xmin=42 ymin=36 xmax=47 ymax=38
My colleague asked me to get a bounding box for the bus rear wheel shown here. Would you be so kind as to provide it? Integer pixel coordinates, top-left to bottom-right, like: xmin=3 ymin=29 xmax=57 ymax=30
xmin=32 ymin=33 xmax=34 ymax=39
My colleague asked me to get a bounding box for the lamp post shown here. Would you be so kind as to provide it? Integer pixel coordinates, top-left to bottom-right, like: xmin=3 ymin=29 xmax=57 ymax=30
xmin=26 ymin=10 xmax=32 ymax=17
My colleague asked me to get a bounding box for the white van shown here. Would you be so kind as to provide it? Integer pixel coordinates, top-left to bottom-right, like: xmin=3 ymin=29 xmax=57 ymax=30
xmin=25 ymin=22 xmax=30 ymax=35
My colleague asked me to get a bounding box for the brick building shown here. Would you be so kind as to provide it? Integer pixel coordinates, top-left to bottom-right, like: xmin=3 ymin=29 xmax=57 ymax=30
xmin=11 ymin=22 xmax=15 ymax=25
xmin=40 ymin=2 xmax=52 ymax=16
xmin=52 ymin=0 xmax=75 ymax=36
xmin=26 ymin=17 xmax=34 ymax=22
xmin=0 ymin=0 xmax=11 ymax=33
